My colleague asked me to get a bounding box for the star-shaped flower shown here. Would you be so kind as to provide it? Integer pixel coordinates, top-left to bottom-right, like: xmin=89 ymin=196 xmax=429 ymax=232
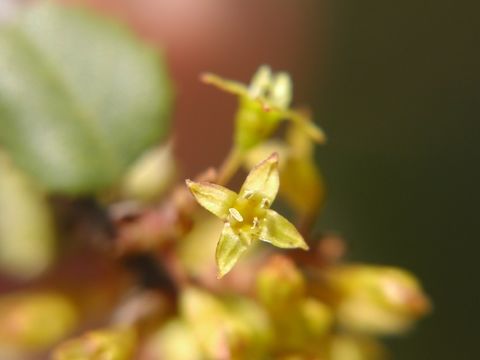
xmin=201 ymin=66 xmax=326 ymax=151
xmin=186 ymin=153 xmax=309 ymax=278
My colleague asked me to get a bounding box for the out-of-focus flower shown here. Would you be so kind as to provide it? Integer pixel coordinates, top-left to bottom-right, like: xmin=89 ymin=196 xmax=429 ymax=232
xmin=180 ymin=287 xmax=272 ymax=359
xmin=121 ymin=142 xmax=177 ymax=203
xmin=202 ymin=66 xmax=325 ymax=151
xmin=327 ymin=265 xmax=431 ymax=335
xmin=187 ymin=153 xmax=308 ymax=278
xmin=256 ymin=256 xmax=333 ymax=354
xmin=256 ymin=255 xmax=306 ymax=311
xmin=328 ymin=334 xmax=387 ymax=360
xmin=141 ymin=319 xmax=202 ymax=360
xmin=0 ymin=292 xmax=77 ymax=351
xmin=299 ymin=297 xmax=333 ymax=340
xmin=52 ymin=327 xmax=136 ymax=360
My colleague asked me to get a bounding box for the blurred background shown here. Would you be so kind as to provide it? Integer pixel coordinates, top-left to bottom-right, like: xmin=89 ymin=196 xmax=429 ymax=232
xmin=2 ymin=0 xmax=479 ymax=358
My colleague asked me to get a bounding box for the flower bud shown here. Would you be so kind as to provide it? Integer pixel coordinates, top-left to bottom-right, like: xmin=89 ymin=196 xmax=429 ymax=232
xmin=299 ymin=298 xmax=333 ymax=339
xmin=270 ymin=298 xmax=333 ymax=354
xmin=225 ymin=297 xmax=273 ymax=358
xmin=180 ymin=287 xmax=271 ymax=359
xmin=328 ymin=265 xmax=431 ymax=335
xmin=180 ymin=287 xmax=237 ymax=359
xmin=121 ymin=142 xmax=176 ymax=202
xmin=141 ymin=319 xmax=201 ymax=360
xmin=280 ymin=124 xmax=326 ymax=216
xmin=0 ymin=292 xmax=77 ymax=351
xmin=256 ymin=255 xmax=306 ymax=311
xmin=234 ymin=96 xmax=284 ymax=151
xmin=328 ymin=334 xmax=387 ymax=360
xmin=52 ymin=327 xmax=136 ymax=360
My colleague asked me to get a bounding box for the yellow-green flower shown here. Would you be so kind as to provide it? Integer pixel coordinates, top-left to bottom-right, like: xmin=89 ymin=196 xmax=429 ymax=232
xmin=186 ymin=153 xmax=309 ymax=278
xmin=202 ymin=66 xmax=325 ymax=151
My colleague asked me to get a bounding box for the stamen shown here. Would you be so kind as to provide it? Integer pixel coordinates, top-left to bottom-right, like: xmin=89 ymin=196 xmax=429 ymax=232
xmin=229 ymin=208 xmax=244 ymax=222
xmin=261 ymin=198 xmax=270 ymax=208
xmin=243 ymin=190 xmax=254 ymax=199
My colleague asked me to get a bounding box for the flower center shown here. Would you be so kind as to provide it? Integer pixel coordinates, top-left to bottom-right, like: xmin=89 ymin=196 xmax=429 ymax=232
xmin=228 ymin=191 xmax=269 ymax=234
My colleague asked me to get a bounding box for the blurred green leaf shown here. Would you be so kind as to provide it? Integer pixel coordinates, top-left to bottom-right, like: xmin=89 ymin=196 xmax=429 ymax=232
xmin=0 ymin=3 xmax=172 ymax=193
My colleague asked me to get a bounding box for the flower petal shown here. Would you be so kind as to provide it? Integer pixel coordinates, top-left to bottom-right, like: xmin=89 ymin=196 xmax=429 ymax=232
xmin=186 ymin=180 xmax=237 ymax=220
xmin=271 ymin=72 xmax=292 ymax=109
xmin=248 ymin=65 xmax=272 ymax=98
xmin=216 ymin=224 xmax=248 ymax=278
xmin=239 ymin=153 xmax=279 ymax=206
xmin=259 ymin=210 xmax=309 ymax=250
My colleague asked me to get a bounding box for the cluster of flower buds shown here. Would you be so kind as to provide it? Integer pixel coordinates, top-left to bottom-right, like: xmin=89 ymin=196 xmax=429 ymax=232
xmin=0 ymin=66 xmax=430 ymax=359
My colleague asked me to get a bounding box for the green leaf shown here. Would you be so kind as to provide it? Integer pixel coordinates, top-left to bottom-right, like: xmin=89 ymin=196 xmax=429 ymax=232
xmin=0 ymin=3 xmax=172 ymax=193
xmin=186 ymin=180 xmax=237 ymax=220
xmin=215 ymin=223 xmax=248 ymax=278
xmin=259 ymin=209 xmax=309 ymax=250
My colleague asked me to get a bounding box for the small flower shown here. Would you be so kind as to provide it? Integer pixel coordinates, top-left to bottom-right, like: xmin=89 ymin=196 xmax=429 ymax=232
xmin=186 ymin=153 xmax=309 ymax=278
xmin=202 ymin=66 xmax=326 ymax=151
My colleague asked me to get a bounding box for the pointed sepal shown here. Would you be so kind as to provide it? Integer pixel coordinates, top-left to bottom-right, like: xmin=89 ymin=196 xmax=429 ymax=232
xmin=239 ymin=152 xmax=279 ymax=205
xmin=216 ymin=223 xmax=248 ymax=278
xmin=201 ymin=73 xmax=249 ymax=98
xmin=186 ymin=180 xmax=237 ymax=220
xmin=259 ymin=209 xmax=309 ymax=250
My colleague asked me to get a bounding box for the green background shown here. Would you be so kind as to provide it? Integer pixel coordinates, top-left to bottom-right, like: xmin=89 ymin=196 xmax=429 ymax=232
xmin=312 ymin=1 xmax=479 ymax=358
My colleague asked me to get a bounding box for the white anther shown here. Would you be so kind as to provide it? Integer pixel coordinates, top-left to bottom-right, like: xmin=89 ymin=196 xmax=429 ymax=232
xmin=229 ymin=208 xmax=244 ymax=222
